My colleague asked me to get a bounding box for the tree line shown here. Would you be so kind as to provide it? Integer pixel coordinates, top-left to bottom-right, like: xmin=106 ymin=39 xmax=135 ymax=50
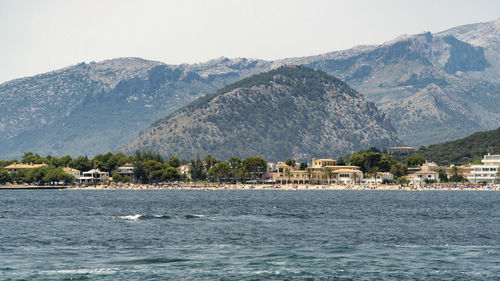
xmin=0 ymin=148 xmax=472 ymax=185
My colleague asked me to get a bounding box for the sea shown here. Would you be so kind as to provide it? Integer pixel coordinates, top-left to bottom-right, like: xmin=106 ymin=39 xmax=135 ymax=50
xmin=0 ymin=190 xmax=499 ymax=280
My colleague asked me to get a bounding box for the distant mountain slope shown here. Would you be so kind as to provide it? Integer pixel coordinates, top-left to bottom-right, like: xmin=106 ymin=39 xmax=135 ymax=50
xmin=0 ymin=57 xmax=272 ymax=158
xmin=2 ymin=19 xmax=500 ymax=157
xmin=416 ymin=127 xmax=500 ymax=165
xmin=286 ymin=30 xmax=500 ymax=146
xmin=122 ymin=66 xmax=399 ymax=161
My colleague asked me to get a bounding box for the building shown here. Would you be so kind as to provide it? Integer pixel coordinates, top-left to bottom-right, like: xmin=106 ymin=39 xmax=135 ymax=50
xmin=386 ymin=147 xmax=414 ymax=155
xmin=421 ymin=161 xmax=440 ymax=172
xmin=176 ymin=164 xmax=191 ymax=180
xmin=79 ymin=169 xmax=109 ymax=183
xmin=467 ymin=154 xmax=500 ymax=184
xmin=266 ymin=162 xmax=278 ymax=173
xmin=116 ymin=163 xmax=134 ymax=175
xmin=445 ymin=165 xmax=473 ymax=178
xmin=62 ymin=167 xmax=81 ymax=180
xmin=114 ymin=163 xmax=135 ymax=182
xmin=408 ymin=170 xmax=439 ymax=183
xmin=4 ymin=163 xmax=48 ymax=173
xmin=275 ymin=158 xmax=362 ymax=184
xmin=364 ymin=172 xmax=394 ymax=184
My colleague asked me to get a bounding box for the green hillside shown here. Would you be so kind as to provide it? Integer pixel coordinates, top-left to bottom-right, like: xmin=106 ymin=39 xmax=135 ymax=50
xmin=417 ymin=127 xmax=500 ymax=165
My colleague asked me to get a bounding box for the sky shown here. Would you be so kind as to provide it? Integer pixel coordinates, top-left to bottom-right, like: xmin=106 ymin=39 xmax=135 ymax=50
xmin=0 ymin=0 xmax=499 ymax=83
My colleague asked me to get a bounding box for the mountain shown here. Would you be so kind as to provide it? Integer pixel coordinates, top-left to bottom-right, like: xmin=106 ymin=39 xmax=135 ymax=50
xmin=0 ymin=57 xmax=272 ymax=158
xmin=416 ymin=126 xmax=500 ymax=165
xmin=122 ymin=66 xmax=399 ymax=161
xmin=1 ymin=19 xmax=500 ymax=158
xmin=287 ymin=29 xmax=500 ymax=146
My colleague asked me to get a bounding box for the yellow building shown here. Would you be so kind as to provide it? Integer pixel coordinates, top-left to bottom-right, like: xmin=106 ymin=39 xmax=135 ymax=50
xmin=4 ymin=163 xmax=48 ymax=173
xmin=276 ymin=158 xmax=363 ymax=185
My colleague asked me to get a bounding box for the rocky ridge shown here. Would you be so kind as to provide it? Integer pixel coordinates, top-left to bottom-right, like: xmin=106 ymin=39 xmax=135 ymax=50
xmin=122 ymin=66 xmax=399 ymax=161
xmin=1 ymin=19 xmax=500 ymax=157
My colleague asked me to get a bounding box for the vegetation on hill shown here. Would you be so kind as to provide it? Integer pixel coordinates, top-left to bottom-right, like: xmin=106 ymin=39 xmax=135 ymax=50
xmin=125 ymin=66 xmax=398 ymax=161
xmin=416 ymin=127 xmax=500 ymax=165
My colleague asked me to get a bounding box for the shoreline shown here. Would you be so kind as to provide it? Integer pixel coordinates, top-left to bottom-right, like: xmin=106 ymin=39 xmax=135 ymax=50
xmin=1 ymin=184 xmax=498 ymax=191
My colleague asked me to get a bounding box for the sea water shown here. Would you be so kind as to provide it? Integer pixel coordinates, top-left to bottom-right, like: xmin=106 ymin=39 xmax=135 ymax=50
xmin=0 ymin=190 xmax=499 ymax=280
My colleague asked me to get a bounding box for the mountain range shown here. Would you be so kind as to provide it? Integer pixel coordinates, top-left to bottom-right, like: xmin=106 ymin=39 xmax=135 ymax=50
xmin=1 ymin=18 xmax=499 ymax=159
xmin=122 ymin=66 xmax=398 ymax=161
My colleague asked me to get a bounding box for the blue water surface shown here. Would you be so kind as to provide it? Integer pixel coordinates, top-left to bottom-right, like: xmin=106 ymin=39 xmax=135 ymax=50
xmin=0 ymin=190 xmax=499 ymax=280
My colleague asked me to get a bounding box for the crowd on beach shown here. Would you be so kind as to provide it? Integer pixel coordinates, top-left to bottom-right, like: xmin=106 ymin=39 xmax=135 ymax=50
xmin=65 ymin=182 xmax=498 ymax=191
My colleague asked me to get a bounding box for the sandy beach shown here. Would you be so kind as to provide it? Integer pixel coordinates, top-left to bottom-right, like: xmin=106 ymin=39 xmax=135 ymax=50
xmin=3 ymin=183 xmax=496 ymax=191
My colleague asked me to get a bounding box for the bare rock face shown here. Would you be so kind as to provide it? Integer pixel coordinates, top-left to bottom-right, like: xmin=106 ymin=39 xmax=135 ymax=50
xmin=122 ymin=66 xmax=399 ymax=161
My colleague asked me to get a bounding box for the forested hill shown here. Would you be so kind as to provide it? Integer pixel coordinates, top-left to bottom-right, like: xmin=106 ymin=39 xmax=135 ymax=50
xmin=122 ymin=66 xmax=399 ymax=161
xmin=417 ymin=127 xmax=500 ymax=165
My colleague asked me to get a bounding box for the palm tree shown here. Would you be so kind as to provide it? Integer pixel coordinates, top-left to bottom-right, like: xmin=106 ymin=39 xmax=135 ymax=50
xmin=352 ymin=172 xmax=358 ymax=185
xmin=324 ymin=167 xmax=333 ymax=185
xmin=306 ymin=168 xmax=312 ymax=184
xmin=238 ymin=166 xmax=249 ymax=183
xmin=285 ymin=168 xmax=291 ymax=185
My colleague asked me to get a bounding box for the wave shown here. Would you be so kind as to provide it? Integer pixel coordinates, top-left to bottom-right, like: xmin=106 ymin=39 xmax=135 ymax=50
xmin=112 ymin=257 xmax=190 ymax=265
xmin=115 ymin=214 xmax=207 ymax=221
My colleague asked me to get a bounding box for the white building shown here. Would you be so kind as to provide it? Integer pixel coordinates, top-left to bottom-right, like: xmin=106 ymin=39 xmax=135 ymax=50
xmin=266 ymin=162 xmax=278 ymax=173
xmin=63 ymin=167 xmax=81 ymax=180
xmin=116 ymin=163 xmax=134 ymax=175
xmin=80 ymin=169 xmax=109 ymax=183
xmin=409 ymin=170 xmax=439 ymax=183
xmin=176 ymin=164 xmax=191 ymax=180
xmin=468 ymin=154 xmax=500 ymax=184
xmin=363 ymin=172 xmax=394 ymax=185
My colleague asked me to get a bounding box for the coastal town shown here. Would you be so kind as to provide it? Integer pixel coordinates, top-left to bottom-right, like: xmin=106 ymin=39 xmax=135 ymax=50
xmin=0 ymin=147 xmax=499 ymax=190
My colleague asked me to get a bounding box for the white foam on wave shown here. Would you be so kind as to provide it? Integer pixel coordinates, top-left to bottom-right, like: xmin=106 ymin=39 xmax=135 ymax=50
xmin=41 ymin=268 xmax=117 ymax=275
xmin=119 ymin=214 xmax=142 ymax=221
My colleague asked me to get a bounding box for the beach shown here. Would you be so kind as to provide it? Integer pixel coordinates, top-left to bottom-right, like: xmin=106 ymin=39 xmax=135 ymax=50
xmin=2 ymin=183 xmax=497 ymax=191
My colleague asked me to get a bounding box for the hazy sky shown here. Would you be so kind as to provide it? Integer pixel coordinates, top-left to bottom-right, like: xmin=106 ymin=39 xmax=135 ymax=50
xmin=1 ymin=0 xmax=499 ymax=83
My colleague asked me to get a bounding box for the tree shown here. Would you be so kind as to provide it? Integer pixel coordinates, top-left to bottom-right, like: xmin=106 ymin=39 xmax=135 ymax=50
xmin=299 ymin=162 xmax=307 ymax=170
xmin=162 ymin=167 xmax=180 ymax=182
xmin=306 ymin=168 xmax=312 ymax=184
xmin=363 ymin=152 xmax=381 ymax=173
xmin=49 ymin=155 xmax=72 ymax=167
xmin=70 ymin=156 xmax=93 ymax=172
xmin=112 ymin=173 xmax=124 ymax=183
xmin=397 ymin=177 xmax=409 ymax=185
xmin=21 ymin=152 xmax=46 ymax=164
xmin=142 ymin=160 xmax=165 ymax=183
xmin=0 ymin=169 xmax=11 ymax=184
xmin=348 ymin=154 xmax=365 ymax=171
xmin=285 ymin=158 xmax=296 ymax=169
xmin=438 ymin=169 xmax=448 ymax=183
xmin=166 ymin=156 xmax=180 ymax=168
xmin=208 ymin=162 xmax=231 ymax=182
xmin=242 ymin=157 xmax=267 ymax=180
xmin=336 ymin=157 xmax=345 ymax=166
xmin=285 ymin=167 xmax=292 ymax=184
xmin=190 ymin=157 xmax=206 ymax=181
xmin=406 ymin=154 xmax=425 ymax=167
xmin=237 ymin=166 xmax=249 ymax=182
xmin=324 ymin=167 xmax=333 ymax=185
xmin=106 ymin=152 xmax=132 ymax=172
xmin=229 ymin=157 xmax=242 ymax=182
xmin=390 ymin=162 xmax=407 ymax=178
xmin=378 ymin=156 xmax=395 ymax=172
xmin=204 ymin=155 xmax=218 ymax=171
